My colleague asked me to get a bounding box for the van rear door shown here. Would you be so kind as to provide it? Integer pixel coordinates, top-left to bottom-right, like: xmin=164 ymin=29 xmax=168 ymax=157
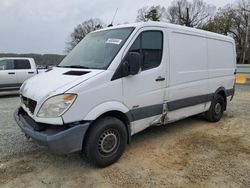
xmin=122 ymin=29 xmax=166 ymax=130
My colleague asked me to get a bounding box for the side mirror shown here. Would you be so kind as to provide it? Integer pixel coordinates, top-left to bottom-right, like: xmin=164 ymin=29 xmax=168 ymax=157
xmin=123 ymin=52 xmax=141 ymax=76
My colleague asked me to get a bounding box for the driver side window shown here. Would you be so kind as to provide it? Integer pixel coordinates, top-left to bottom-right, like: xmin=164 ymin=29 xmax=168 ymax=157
xmin=129 ymin=31 xmax=163 ymax=71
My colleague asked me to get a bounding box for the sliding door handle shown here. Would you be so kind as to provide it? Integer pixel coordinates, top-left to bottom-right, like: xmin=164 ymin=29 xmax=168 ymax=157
xmin=8 ymin=72 xmax=15 ymax=75
xmin=155 ymin=76 xmax=165 ymax=82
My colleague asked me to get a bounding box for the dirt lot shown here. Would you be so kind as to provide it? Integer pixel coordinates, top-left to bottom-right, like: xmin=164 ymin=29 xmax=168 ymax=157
xmin=0 ymin=86 xmax=249 ymax=188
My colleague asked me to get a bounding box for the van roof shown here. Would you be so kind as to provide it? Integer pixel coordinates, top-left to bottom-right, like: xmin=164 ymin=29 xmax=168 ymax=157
xmin=96 ymin=21 xmax=234 ymax=42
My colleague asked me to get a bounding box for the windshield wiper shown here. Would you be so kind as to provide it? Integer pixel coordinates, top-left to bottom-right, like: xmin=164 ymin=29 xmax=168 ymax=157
xmin=57 ymin=65 xmax=90 ymax=69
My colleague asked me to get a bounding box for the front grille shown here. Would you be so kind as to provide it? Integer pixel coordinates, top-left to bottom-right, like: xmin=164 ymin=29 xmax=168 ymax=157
xmin=21 ymin=95 xmax=37 ymax=114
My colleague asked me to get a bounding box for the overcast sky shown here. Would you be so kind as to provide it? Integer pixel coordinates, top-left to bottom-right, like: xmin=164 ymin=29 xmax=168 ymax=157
xmin=0 ymin=0 xmax=235 ymax=54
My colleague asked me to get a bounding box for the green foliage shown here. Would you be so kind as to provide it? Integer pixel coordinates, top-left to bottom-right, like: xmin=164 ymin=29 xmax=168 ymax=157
xmin=145 ymin=8 xmax=161 ymax=21
xmin=200 ymin=7 xmax=236 ymax=35
xmin=136 ymin=6 xmax=166 ymax=22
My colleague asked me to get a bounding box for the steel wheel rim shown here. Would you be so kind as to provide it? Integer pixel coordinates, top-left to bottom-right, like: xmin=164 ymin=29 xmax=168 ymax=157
xmin=98 ymin=129 xmax=119 ymax=155
xmin=215 ymin=102 xmax=222 ymax=115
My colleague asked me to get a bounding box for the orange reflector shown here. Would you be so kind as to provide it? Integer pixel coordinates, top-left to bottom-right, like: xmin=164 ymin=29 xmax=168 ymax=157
xmin=236 ymin=74 xmax=247 ymax=84
xmin=63 ymin=94 xmax=76 ymax=101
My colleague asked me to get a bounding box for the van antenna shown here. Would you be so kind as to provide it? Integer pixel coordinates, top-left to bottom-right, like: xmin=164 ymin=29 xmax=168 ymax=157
xmin=108 ymin=8 xmax=118 ymax=27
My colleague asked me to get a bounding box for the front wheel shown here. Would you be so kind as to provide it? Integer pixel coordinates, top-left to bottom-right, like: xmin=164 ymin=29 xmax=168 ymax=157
xmin=205 ymin=94 xmax=225 ymax=122
xmin=84 ymin=116 xmax=127 ymax=167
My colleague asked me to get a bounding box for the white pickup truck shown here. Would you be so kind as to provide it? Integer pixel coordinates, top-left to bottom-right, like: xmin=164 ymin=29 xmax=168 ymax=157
xmin=0 ymin=57 xmax=38 ymax=91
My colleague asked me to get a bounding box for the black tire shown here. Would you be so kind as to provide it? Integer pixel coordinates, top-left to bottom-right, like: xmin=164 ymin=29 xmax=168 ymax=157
xmin=84 ymin=116 xmax=127 ymax=167
xmin=205 ymin=94 xmax=225 ymax=122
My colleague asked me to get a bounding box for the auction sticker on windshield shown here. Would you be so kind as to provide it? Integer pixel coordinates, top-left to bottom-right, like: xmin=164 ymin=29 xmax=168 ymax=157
xmin=106 ymin=38 xmax=122 ymax=45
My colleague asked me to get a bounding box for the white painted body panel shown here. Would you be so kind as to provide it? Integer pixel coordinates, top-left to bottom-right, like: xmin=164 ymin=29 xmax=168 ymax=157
xmin=165 ymin=103 xmax=209 ymax=124
xmin=122 ymin=27 xmax=166 ymax=110
xmin=207 ymin=38 xmax=236 ymax=93
xmin=131 ymin=115 xmax=162 ymax=135
xmin=18 ymin=22 xmax=236 ymax=136
xmin=162 ymin=26 xmax=236 ymax=124
xmin=63 ymin=70 xmax=125 ymax=123
xmin=20 ymin=68 xmax=104 ymax=124
xmin=20 ymin=68 xmax=104 ymax=101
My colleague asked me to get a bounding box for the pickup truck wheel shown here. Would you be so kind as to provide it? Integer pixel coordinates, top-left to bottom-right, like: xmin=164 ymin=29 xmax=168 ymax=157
xmin=205 ymin=94 xmax=225 ymax=122
xmin=84 ymin=116 xmax=127 ymax=167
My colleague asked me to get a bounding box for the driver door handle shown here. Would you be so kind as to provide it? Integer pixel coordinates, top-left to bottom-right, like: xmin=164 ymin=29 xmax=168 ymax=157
xmin=155 ymin=76 xmax=165 ymax=82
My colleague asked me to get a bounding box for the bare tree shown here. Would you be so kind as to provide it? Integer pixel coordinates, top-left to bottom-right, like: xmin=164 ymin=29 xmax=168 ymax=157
xmin=166 ymin=0 xmax=215 ymax=27
xmin=166 ymin=5 xmax=180 ymax=24
xmin=136 ymin=7 xmax=148 ymax=22
xmin=66 ymin=18 xmax=105 ymax=53
xmin=136 ymin=6 xmax=167 ymax=22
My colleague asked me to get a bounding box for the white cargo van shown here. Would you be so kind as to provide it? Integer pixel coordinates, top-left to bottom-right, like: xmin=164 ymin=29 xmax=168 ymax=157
xmin=0 ymin=57 xmax=38 ymax=91
xmin=14 ymin=22 xmax=236 ymax=167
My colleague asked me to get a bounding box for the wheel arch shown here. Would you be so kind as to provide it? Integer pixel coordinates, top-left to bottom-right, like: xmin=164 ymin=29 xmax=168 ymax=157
xmin=83 ymin=102 xmax=132 ymax=145
xmin=214 ymin=87 xmax=227 ymax=110
xmin=96 ymin=111 xmax=131 ymax=143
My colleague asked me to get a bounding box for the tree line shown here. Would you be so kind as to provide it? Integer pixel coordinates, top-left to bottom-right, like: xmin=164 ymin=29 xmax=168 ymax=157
xmin=67 ymin=0 xmax=250 ymax=64
xmin=0 ymin=53 xmax=65 ymax=66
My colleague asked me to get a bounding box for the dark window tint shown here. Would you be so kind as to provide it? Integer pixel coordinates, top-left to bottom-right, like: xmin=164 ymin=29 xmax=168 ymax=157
xmin=14 ymin=60 xmax=31 ymax=69
xmin=129 ymin=36 xmax=140 ymax=54
xmin=129 ymin=31 xmax=163 ymax=71
xmin=141 ymin=31 xmax=163 ymax=70
xmin=0 ymin=60 xmax=14 ymax=70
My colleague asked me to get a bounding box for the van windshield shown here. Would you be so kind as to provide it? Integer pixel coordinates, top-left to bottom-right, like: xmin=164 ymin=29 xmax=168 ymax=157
xmin=59 ymin=27 xmax=134 ymax=70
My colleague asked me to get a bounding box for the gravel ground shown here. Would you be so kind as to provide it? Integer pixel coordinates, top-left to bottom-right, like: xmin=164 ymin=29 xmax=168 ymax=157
xmin=0 ymin=86 xmax=249 ymax=188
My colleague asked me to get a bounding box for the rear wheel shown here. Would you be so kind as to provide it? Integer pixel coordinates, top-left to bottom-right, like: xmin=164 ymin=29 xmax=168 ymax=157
xmin=205 ymin=94 xmax=225 ymax=122
xmin=84 ymin=116 xmax=127 ymax=167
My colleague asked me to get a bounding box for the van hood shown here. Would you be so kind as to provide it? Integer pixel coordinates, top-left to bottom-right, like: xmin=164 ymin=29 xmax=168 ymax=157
xmin=20 ymin=67 xmax=104 ymax=101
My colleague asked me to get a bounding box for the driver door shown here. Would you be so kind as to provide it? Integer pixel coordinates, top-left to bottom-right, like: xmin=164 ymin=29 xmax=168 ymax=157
xmin=122 ymin=28 xmax=166 ymax=133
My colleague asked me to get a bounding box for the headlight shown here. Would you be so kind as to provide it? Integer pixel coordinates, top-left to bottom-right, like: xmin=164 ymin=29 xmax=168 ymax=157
xmin=37 ymin=94 xmax=77 ymax=118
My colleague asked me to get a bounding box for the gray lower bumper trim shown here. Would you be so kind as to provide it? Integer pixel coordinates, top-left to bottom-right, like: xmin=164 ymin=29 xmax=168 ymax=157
xmin=14 ymin=107 xmax=90 ymax=154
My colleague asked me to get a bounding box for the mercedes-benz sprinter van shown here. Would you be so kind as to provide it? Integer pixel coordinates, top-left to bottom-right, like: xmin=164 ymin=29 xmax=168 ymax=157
xmin=14 ymin=22 xmax=236 ymax=167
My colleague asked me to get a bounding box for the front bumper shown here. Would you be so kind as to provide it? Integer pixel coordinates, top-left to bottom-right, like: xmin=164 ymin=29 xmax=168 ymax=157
xmin=14 ymin=107 xmax=90 ymax=154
